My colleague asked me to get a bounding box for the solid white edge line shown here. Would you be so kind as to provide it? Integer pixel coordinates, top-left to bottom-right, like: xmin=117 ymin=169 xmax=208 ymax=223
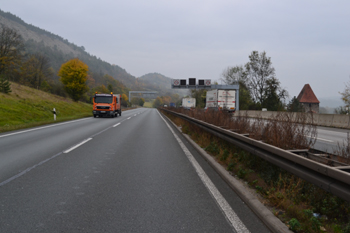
xmin=157 ymin=110 xmax=250 ymax=233
xmin=307 ymin=135 xmax=334 ymax=143
xmin=63 ymin=138 xmax=92 ymax=154
xmin=0 ymin=118 xmax=90 ymax=138
xmin=113 ymin=123 xmax=121 ymax=127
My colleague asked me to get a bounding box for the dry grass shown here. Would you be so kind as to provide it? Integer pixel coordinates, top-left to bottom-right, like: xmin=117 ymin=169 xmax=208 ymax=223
xmin=334 ymin=132 xmax=350 ymax=165
xmin=169 ymin=108 xmax=317 ymax=150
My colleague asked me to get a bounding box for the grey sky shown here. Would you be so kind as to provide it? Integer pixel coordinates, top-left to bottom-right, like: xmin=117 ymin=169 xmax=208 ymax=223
xmin=2 ymin=0 xmax=350 ymax=102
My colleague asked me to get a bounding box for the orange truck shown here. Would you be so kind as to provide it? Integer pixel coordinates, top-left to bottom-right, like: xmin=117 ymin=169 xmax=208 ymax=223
xmin=92 ymin=93 xmax=122 ymax=118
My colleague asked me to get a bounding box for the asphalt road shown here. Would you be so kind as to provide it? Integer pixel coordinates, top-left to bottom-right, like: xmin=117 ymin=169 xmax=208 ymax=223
xmin=0 ymin=108 xmax=270 ymax=233
xmin=313 ymin=126 xmax=350 ymax=154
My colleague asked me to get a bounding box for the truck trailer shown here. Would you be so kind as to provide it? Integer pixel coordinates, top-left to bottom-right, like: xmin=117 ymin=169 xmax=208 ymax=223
xmin=92 ymin=93 xmax=122 ymax=118
xmin=205 ymin=89 xmax=236 ymax=112
xmin=182 ymin=98 xmax=196 ymax=109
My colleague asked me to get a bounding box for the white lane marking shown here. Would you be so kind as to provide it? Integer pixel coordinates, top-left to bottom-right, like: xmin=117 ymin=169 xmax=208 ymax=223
xmin=1 ymin=120 xmax=118 ymax=186
xmin=134 ymin=114 xmax=137 ymax=116
xmin=0 ymin=151 xmax=63 ymax=187
xmin=157 ymin=110 xmax=250 ymax=233
xmin=113 ymin=123 xmax=121 ymax=127
xmin=0 ymin=118 xmax=90 ymax=138
xmin=307 ymin=136 xmax=333 ymax=143
xmin=127 ymin=117 xmax=131 ymax=120
xmin=63 ymin=138 xmax=92 ymax=153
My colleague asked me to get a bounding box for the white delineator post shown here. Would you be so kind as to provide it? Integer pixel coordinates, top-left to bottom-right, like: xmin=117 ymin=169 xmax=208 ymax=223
xmin=53 ymin=108 xmax=56 ymax=121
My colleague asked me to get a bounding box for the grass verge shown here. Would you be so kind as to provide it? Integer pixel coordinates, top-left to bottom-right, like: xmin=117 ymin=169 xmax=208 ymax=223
xmin=0 ymin=82 xmax=92 ymax=133
xmin=143 ymin=100 xmax=154 ymax=108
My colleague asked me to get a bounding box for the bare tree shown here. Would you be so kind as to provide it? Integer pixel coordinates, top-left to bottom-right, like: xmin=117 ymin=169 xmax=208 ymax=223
xmin=221 ymin=65 xmax=253 ymax=110
xmin=339 ymin=78 xmax=350 ymax=106
xmin=221 ymin=65 xmax=245 ymax=85
xmin=20 ymin=53 xmax=53 ymax=89
xmin=0 ymin=25 xmax=24 ymax=75
xmin=245 ymin=51 xmax=276 ymax=104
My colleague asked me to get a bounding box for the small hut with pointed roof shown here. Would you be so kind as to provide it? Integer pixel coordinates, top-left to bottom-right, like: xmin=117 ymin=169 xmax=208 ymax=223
xmin=297 ymin=84 xmax=320 ymax=113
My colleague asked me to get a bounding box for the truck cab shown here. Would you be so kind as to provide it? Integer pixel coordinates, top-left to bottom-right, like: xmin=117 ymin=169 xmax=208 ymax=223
xmin=92 ymin=93 xmax=122 ymax=118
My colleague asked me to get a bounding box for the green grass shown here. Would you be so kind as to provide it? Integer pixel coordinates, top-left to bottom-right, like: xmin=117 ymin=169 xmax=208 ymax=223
xmin=0 ymin=82 xmax=92 ymax=133
xmin=143 ymin=100 xmax=154 ymax=108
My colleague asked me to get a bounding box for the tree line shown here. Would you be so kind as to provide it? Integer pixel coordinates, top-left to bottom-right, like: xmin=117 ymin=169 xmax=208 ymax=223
xmin=0 ymin=25 xmax=131 ymax=105
xmin=153 ymin=51 xmax=307 ymax=111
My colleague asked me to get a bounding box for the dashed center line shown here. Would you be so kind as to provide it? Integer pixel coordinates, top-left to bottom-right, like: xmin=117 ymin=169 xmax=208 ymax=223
xmin=63 ymin=138 xmax=92 ymax=153
xmin=1 ymin=110 xmax=142 ymax=187
xmin=127 ymin=117 xmax=131 ymax=120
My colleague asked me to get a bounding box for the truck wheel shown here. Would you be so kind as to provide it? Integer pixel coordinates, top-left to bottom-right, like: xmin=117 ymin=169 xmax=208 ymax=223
xmin=119 ymin=111 xmax=122 ymax=116
xmin=93 ymin=115 xmax=96 ymax=118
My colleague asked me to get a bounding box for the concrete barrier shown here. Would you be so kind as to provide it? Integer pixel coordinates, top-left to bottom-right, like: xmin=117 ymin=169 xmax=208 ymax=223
xmin=237 ymin=110 xmax=350 ymax=129
xmin=331 ymin=115 xmax=350 ymax=128
xmin=318 ymin=114 xmax=334 ymax=127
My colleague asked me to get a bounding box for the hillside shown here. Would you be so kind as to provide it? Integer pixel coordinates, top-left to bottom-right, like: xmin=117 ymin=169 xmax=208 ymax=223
xmin=138 ymin=73 xmax=172 ymax=89
xmin=0 ymin=9 xmax=137 ymax=88
xmin=0 ymin=82 xmax=92 ymax=132
xmin=138 ymin=73 xmax=188 ymax=96
xmin=0 ymin=9 xmax=188 ymax=100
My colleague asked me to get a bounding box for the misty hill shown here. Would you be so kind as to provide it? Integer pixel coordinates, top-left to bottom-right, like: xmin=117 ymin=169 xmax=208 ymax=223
xmin=0 ymin=9 xmax=137 ymax=88
xmin=138 ymin=73 xmax=187 ymax=96
xmin=138 ymin=73 xmax=173 ymax=89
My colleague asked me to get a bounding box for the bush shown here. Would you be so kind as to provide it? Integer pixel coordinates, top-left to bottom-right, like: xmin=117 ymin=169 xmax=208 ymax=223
xmin=288 ymin=218 xmax=301 ymax=232
xmin=0 ymin=74 xmax=11 ymax=93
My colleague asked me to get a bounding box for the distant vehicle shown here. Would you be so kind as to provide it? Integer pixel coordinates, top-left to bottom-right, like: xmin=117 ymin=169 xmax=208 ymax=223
xmin=205 ymin=89 xmax=236 ymax=112
xmin=164 ymin=105 xmax=168 ymax=107
xmin=92 ymin=93 xmax=122 ymax=118
xmin=170 ymin=102 xmax=176 ymax=107
xmin=182 ymin=98 xmax=196 ymax=109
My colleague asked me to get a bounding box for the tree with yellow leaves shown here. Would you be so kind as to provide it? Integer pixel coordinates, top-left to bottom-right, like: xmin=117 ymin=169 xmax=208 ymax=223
xmin=121 ymin=93 xmax=129 ymax=107
xmin=58 ymin=58 xmax=88 ymax=101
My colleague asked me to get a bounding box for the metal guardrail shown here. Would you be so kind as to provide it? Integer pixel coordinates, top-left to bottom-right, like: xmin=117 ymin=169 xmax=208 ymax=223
xmin=161 ymin=109 xmax=350 ymax=202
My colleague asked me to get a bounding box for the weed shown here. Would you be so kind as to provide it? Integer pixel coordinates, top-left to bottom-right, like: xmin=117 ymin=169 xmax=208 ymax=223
xmin=205 ymin=141 xmax=220 ymax=155
xmin=237 ymin=166 xmax=247 ymax=179
xmin=220 ymin=149 xmax=229 ymax=161
xmin=343 ymin=222 xmax=350 ymax=233
xmin=227 ymin=161 xmax=235 ymax=171
xmin=181 ymin=124 xmax=190 ymax=134
xmin=288 ymin=218 xmax=301 ymax=232
xmin=255 ymin=185 xmax=263 ymax=193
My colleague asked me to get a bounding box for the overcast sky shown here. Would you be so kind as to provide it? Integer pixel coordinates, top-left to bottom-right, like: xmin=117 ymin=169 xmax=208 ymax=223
xmin=2 ymin=0 xmax=350 ymax=103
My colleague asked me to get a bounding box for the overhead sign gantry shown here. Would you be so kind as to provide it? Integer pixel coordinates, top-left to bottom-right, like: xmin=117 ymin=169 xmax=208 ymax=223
xmin=170 ymin=78 xmax=240 ymax=110
xmin=129 ymin=91 xmax=158 ymax=101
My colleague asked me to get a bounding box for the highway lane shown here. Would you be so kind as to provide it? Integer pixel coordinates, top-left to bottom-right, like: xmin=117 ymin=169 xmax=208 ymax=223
xmin=0 ymin=108 xmax=270 ymax=232
xmin=312 ymin=126 xmax=350 ymax=154
xmin=0 ymin=108 xmax=141 ymax=183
